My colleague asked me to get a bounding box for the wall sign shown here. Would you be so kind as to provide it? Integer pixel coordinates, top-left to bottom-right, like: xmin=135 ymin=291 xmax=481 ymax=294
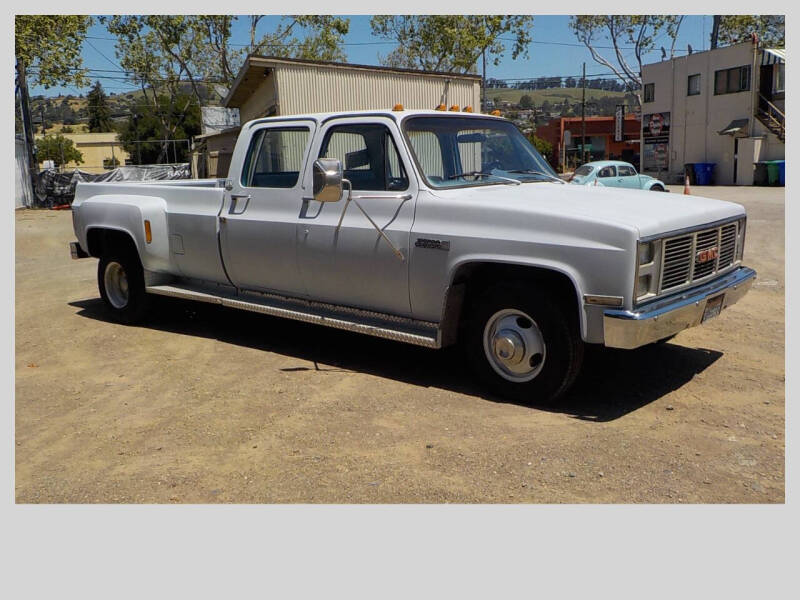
xmin=642 ymin=112 xmax=670 ymax=171
xmin=614 ymin=105 xmax=624 ymax=142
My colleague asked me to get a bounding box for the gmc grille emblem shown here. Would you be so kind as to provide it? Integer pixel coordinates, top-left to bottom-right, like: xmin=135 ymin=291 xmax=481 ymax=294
xmin=696 ymin=247 xmax=718 ymax=264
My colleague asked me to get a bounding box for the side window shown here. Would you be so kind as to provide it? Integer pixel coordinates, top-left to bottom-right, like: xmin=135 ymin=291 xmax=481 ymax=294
xmin=320 ymin=124 xmax=408 ymax=191
xmin=241 ymin=127 xmax=310 ymax=188
xmin=598 ymin=165 xmax=617 ymax=178
xmin=617 ymin=165 xmax=636 ymax=177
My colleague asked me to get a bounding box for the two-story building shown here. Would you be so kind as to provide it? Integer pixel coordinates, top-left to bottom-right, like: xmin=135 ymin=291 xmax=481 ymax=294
xmin=640 ymin=39 xmax=784 ymax=185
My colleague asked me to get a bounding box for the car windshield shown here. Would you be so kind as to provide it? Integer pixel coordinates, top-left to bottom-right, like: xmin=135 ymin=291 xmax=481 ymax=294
xmin=573 ymin=165 xmax=594 ymax=177
xmin=402 ymin=116 xmax=559 ymax=188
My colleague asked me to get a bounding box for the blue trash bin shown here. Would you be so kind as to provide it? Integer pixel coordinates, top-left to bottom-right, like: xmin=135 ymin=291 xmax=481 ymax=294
xmin=693 ymin=163 xmax=715 ymax=185
xmin=776 ymin=160 xmax=785 ymax=186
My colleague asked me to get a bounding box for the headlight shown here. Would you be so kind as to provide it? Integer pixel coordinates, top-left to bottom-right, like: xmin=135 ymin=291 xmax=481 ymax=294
xmin=635 ymin=240 xmax=661 ymax=303
xmin=638 ymin=241 xmax=655 ymax=265
xmin=637 ymin=274 xmax=652 ymax=297
xmin=736 ymin=218 xmax=746 ymax=261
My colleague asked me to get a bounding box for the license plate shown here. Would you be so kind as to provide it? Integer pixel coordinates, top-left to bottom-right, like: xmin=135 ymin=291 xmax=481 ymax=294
xmin=702 ymin=295 xmax=724 ymax=322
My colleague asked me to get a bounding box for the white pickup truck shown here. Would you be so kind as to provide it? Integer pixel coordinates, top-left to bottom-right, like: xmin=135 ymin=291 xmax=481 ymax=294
xmin=70 ymin=108 xmax=755 ymax=404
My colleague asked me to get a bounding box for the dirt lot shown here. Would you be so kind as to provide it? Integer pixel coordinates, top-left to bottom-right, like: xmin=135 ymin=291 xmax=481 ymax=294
xmin=14 ymin=186 xmax=785 ymax=503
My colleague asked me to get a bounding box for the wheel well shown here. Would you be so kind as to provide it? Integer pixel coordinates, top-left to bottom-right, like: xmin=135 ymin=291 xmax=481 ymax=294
xmin=86 ymin=228 xmax=138 ymax=259
xmin=440 ymin=262 xmax=580 ymax=347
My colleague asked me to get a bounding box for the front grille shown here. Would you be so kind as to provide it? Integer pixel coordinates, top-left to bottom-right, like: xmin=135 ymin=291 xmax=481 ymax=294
xmin=659 ymin=221 xmax=740 ymax=294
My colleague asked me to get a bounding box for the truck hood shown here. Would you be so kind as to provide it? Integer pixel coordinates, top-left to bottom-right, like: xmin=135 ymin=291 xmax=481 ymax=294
xmin=430 ymin=182 xmax=744 ymax=239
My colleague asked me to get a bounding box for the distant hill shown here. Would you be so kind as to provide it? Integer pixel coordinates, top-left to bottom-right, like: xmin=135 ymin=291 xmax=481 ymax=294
xmin=26 ymin=82 xmax=215 ymax=133
xmin=486 ymin=87 xmax=631 ymax=106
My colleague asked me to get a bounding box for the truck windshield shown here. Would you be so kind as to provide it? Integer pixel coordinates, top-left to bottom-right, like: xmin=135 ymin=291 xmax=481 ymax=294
xmin=402 ymin=116 xmax=559 ymax=188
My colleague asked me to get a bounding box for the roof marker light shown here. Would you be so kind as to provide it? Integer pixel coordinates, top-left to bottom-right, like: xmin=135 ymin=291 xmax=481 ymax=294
xmin=449 ymin=104 xmax=460 ymax=111
xmin=463 ymin=106 xmax=473 ymax=112
xmin=393 ymin=104 xmax=404 ymax=111
xmin=435 ymin=104 xmax=446 ymax=111
xmin=490 ymin=109 xmax=502 ymax=116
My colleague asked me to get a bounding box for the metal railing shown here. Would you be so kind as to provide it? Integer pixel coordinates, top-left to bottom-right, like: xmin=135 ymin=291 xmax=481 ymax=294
xmin=757 ymin=93 xmax=785 ymax=138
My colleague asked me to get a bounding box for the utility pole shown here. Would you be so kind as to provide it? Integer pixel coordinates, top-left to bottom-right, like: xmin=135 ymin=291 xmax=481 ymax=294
xmin=481 ymin=48 xmax=486 ymax=112
xmin=581 ymin=62 xmax=587 ymax=164
xmin=710 ymin=15 xmax=721 ymax=50
xmin=16 ymin=59 xmax=39 ymax=187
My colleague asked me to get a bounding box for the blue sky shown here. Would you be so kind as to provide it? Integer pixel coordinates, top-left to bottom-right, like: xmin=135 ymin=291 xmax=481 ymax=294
xmin=30 ymin=15 xmax=716 ymax=97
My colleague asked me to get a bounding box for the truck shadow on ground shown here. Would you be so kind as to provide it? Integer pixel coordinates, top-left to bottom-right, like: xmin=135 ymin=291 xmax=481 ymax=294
xmin=70 ymin=297 xmax=722 ymax=422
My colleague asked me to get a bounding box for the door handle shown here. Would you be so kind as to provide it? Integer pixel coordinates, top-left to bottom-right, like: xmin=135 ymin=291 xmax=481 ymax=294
xmin=229 ymin=194 xmax=250 ymax=215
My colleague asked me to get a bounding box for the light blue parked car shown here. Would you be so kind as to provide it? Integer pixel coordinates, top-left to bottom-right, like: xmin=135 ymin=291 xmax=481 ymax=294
xmin=569 ymin=160 xmax=668 ymax=191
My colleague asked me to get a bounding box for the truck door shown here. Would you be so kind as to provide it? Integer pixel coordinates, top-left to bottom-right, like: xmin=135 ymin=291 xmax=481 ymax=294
xmin=297 ymin=117 xmax=416 ymax=316
xmin=219 ymin=121 xmax=315 ymax=297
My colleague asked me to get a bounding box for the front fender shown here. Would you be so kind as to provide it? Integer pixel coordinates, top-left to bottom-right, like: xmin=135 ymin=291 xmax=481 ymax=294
xmin=74 ymin=194 xmax=170 ymax=272
xmin=445 ymin=254 xmax=590 ymax=339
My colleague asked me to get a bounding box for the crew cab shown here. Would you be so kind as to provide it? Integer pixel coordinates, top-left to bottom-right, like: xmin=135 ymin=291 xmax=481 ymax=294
xmin=70 ymin=109 xmax=755 ymax=404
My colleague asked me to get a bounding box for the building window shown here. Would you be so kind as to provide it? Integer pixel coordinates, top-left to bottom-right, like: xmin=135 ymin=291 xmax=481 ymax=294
xmin=688 ymin=73 xmax=701 ymax=96
xmin=774 ymin=63 xmax=785 ymax=93
xmin=643 ymin=83 xmax=655 ymax=103
xmin=714 ymin=65 xmax=751 ymax=95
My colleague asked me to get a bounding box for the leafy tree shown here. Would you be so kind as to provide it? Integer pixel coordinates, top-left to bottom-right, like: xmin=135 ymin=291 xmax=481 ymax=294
xmin=118 ymin=93 xmax=201 ymax=165
xmin=529 ymin=135 xmax=553 ymax=160
xmin=717 ymin=15 xmax=784 ymax=47
xmin=370 ymin=15 xmax=534 ymax=73
xmin=15 ymin=15 xmax=93 ymax=88
xmin=570 ymin=16 xmax=684 ymax=106
xmin=519 ymin=94 xmax=534 ymax=109
xmin=61 ymin=125 xmax=74 ymax=134
xmin=36 ymin=134 xmax=83 ymax=168
xmin=87 ymin=81 xmax=113 ymax=133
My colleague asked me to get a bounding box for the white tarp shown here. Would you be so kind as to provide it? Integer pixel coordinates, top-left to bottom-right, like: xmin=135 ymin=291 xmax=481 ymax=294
xmin=15 ymin=137 xmax=33 ymax=209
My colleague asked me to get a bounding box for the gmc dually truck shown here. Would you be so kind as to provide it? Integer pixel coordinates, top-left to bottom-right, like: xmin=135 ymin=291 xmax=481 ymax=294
xmin=70 ymin=109 xmax=755 ymax=404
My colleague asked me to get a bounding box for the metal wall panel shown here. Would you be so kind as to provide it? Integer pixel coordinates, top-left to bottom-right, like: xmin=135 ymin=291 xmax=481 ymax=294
xmin=275 ymin=65 xmax=480 ymax=115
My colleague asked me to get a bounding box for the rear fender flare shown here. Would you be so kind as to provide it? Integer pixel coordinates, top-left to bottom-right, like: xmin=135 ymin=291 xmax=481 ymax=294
xmin=76 ymin=195 xmax=169 ymax=272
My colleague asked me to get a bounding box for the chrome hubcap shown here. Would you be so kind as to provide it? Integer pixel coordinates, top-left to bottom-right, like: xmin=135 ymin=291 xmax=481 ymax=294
xmin=483 ymin=309 xmax=546 ymax=382
xmin=104 ymin=261 xmax=129 ymax=309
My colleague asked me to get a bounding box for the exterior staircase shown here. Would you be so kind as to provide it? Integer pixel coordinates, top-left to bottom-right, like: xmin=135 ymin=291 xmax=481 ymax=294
xmin=756 ymin=94 xmax=785 ymax=142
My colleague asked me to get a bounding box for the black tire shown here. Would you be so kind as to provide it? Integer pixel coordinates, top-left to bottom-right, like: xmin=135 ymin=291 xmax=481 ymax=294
xmin=97 ymin=250 xmax=149 ymax=324
xmin=463 ymin=283 xmax=584 ymax=405
xmin=650 ymin=184 xmax=665 ymax=192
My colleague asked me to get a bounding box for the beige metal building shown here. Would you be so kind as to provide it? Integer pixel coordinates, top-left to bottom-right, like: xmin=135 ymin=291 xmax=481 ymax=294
xmin=35 ymin=132 xmax=130 ymax=174
xmin=192 ymin=56 xmax=482 ymax=178
xmin=640 ymin=40 xmax=784 ymax=185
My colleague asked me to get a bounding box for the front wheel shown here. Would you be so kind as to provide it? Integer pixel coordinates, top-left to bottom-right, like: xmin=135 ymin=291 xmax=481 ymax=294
xmin=464 ymin=284 xmax=584 ymax=405
xmin=98 ymin=251 xmax=149 ymax=324
xmin=650 ymin=184 xmax=666 ymax=192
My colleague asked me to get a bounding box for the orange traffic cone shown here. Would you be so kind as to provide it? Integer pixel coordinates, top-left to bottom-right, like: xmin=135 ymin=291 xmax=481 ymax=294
xmin=683 ymin=174 xmax=691 ymax=195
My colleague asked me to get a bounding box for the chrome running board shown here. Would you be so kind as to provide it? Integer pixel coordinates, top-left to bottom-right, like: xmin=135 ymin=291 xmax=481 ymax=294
xmin=145 ymin=282 xmax=441 ymax=349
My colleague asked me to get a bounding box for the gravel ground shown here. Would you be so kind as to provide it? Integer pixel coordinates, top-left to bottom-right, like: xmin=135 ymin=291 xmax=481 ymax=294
xmin=14 ymin=185 xmax=785 ymax=503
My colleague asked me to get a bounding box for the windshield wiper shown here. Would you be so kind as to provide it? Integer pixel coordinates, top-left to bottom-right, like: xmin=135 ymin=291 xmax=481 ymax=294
xmin=447 ymin=171 xmax=521 ymax=185
xmin=506 ymin=169 xmax=566 ymax=184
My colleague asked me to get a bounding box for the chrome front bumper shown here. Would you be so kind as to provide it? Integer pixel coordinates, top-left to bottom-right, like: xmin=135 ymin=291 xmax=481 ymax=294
xmin=603 ymin=266 xmax=756 ymax=349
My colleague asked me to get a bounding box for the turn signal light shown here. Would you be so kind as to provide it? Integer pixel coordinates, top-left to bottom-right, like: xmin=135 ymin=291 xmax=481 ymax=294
xmin=144 ymin=220 xmax=152 ymax=244
xmin=449 ymin=104 xmax=460 ymax=111
xmin=393 ymin=103 xmax=404 ymax=111
xmin=435 ymin=104 xmax=446 ymax=111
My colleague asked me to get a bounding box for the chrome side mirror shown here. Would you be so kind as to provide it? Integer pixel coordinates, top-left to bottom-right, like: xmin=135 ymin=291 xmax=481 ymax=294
xmin=312 ymin=158 xmax=343 ymax=203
